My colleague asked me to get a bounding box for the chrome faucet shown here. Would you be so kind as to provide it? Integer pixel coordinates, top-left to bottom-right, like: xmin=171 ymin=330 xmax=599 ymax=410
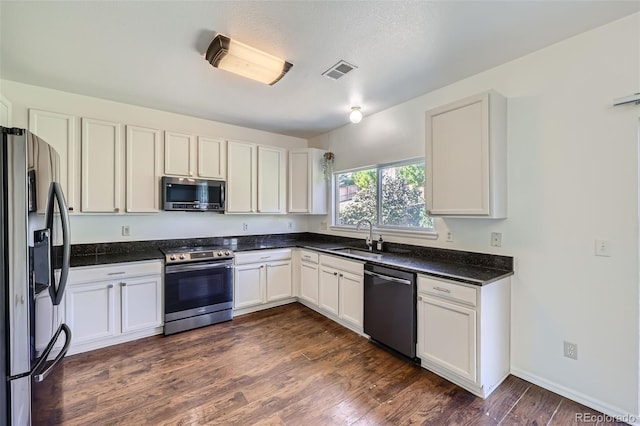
xmin=356 ymin=219 xmax=373 ymax=251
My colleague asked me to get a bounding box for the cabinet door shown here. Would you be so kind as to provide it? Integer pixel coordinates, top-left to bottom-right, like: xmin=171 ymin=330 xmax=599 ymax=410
xmin=339 ymin=271 xmax=363 ymax=328
xmin=198 ymin=137 xmax=226 ymax=179
xmin=426 ymin=93 xmax=489 ymax=216
xmin=66 ymin=282 xmax=117 ymax=344
xmin=234 ymin=263 xmax=264 ymax=308
xmin=265 ymin=260 xmax=292 ymax=302
xmin=81 ymin=118 xmax=121 ymax=213
xmin=126 ymin=125 xmax=160 ymax=212
xmin=257 ymin=146 xmax=286 ymax=213
xmin=120 ymin=275 xmax=162 ymax=333
xmin=164 ymin=131 xmax=194 ymax=176
xmin=227 ymin=141 xmax=257 ymax=213
xmin=417 ymin=294 xmax=477 ymax=382
xmin=29 ymin=109 xmax=77 ymax=212
xmin=288 ymin=150 xmax=310 ymax=213
xmin=300 ymin=261 xmax=319 ymax=305
xmin=318 ymin=266 xmax=340 ymax=316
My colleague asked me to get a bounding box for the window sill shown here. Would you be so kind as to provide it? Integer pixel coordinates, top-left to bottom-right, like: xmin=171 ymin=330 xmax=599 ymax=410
xmin=328 ymin=225 xmax=439 ymax=241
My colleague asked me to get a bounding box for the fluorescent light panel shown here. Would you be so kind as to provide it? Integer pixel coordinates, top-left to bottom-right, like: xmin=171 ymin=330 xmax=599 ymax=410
xmin=206 ymin=34 xmax=292 ymax=85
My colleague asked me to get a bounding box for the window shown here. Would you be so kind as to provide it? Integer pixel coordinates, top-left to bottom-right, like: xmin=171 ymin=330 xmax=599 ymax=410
xmin=334 ymin=159 xmax=434 ymax=231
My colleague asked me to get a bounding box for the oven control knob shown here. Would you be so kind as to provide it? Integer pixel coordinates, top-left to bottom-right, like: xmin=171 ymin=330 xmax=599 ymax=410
xmin=179 ymin=255 xmax=186 ymax=260
xmin=218 ymin=251 xmax=224 ymax=256
xmin=170 ymin=255 xmax=176 ymax=261
xmin=225 ymin=250 xmax=230 ymax=256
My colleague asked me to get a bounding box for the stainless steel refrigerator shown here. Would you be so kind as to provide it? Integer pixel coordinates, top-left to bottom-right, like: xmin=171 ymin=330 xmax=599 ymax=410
xmin=1 ymin=127 xmax=72 ymax=425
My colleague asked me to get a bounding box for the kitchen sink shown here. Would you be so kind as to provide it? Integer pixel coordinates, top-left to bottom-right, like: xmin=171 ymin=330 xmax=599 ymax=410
xmin=331 ymin=247 xmax=384 ymax=260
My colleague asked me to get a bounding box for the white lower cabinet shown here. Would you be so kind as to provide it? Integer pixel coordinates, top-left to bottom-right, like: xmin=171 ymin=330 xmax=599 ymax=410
xmin=317 ymin=254 xmax=364 ymax=331
xmin=299 ymin=250 xmax=319 ymax=306
xmin=417 ymin=274 xmax=510 ymax=398
xmin=233 ymin=249 xmax=293 ymax=313
xmin=65 ymin=261 xmax=163 ymax=355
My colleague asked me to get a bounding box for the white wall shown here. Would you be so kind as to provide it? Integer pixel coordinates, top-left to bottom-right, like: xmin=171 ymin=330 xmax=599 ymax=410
xmin=0 ymin=80 xmax=310 ymax=243
xmin=310 ymin=13 xmax=640 ymax=419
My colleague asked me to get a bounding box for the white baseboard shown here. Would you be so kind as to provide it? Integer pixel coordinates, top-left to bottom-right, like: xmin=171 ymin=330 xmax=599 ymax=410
xmin=511 ymin=367 xmax=640 ymax=425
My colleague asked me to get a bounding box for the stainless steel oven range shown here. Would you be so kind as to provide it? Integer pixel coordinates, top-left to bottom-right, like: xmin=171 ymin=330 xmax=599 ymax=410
xmin=162 ymin=246 xmax=234 ymax=335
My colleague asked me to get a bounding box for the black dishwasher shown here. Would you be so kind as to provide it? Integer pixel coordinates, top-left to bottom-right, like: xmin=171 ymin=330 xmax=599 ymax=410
xmin=364 ymin=263 xmax=417 ymax=360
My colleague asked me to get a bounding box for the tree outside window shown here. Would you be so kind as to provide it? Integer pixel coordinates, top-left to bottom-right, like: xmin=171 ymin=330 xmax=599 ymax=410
xmin=335 ymin=160 xmax=433 ymax=230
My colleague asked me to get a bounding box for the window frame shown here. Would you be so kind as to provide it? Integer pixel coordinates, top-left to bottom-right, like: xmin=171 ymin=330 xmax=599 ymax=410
xmin=331 ymin=158 xmax=437 ymax=237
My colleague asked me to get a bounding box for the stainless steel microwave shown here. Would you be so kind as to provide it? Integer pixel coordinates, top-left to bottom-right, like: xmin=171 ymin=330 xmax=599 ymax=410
xmin=162 ymin=176 xmax=225 ymax=212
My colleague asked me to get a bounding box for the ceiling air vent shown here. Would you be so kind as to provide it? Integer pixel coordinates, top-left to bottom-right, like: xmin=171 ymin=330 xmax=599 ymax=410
xmin=322 ymin=60 xmax=357 ymax=80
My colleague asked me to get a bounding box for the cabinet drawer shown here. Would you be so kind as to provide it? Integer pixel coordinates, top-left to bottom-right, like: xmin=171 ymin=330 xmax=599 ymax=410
xmin=235 ymin=249 xmax=292 ymax=265
xmin=69 ymin=260 xmax=162 ymax=283
xmin=299 ymin=249 xmax=319 ymax=264
xmin=418 ymin=275 xmax=477 ymax=307
xmin=319 ymin=254 xmax=364 ymax=275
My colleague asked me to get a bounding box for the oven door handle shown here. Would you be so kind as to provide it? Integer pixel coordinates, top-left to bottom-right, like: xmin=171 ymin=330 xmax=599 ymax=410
xmin=165 ymin=262 xmax=233 ymax=274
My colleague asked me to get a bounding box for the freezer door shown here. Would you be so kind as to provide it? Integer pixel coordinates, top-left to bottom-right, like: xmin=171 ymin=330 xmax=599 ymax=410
xmin=9 ymin=377 xmax=31 ymax=426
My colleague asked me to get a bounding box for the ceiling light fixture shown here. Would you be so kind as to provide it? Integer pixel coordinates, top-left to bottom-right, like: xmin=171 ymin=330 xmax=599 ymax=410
xmin=205 ymin=34 xmax=293 ymax=85
xmin=349 ymin=106 xmax=363 ymax=124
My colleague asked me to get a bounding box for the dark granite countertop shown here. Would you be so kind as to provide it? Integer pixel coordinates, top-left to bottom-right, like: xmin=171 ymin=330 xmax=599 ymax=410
xmin=69 ymin=248 xmax=165 ymax=268
xmin=68 ymin=233 xmax=513 ymax=286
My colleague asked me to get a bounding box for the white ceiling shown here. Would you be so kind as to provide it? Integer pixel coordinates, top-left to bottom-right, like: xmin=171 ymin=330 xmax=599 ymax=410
xmin=1 ymin=1 xmax=638 ymax=138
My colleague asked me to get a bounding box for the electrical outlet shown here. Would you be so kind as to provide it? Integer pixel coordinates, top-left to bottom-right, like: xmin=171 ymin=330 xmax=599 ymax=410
xmin=446 ymin=231 xmax=453 ymax=242
xmin=288 ymin=221 xmax=293 ymax=230
xmin=594 ymin=239 xmax=611 ymax=257
xmin=491 ymin=232 xmax=502 ymax=247
xmin=563 ymin=341 xmax=578 ymax=360
xmin=242 ymin=223 xmax=248 ymax=231
xmin=122 ymin=225 xmax=130 ymax=236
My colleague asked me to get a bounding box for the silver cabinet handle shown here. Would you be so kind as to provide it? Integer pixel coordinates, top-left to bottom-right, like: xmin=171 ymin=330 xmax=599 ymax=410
xmin=433 ymin=286 xmax=451 ymax=293
xmin=261 ymin=265 xmax=265 ymax=269
xmin=107 ymin=271 xmax=126 ymax=276
xmin=120 ymin=282 xmax=127 ymax=286
xmin=107 ymin=284 xmax=114 ymax=289
xmin=260 ymin=256 xmax=271 ymax=259
xmin=114 ymin=207 xmax=120 ymax=212
xmin=333 ymin=272 xmax=338 ymax=276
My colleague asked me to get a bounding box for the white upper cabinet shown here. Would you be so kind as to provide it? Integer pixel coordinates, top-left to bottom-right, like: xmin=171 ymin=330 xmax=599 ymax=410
xmin=288 ymin=148 xmax=328 ymax=214
xmin=164 ymin=131 xmax=194 ymax=177
xmin=198 ymin=136 xmax=226 ymax=180
xmin=28 ymin=109 xmax=77 ymax=212
xmin=227 ymin=140 xmax=257 ymax=213
xmin=81 ymin=118 xmax=121 ymax=213
xmin=425 ymin=90 xmax=507 ymax=218
xmin=227 ymin=141 xmax=286 ymax=214
xmin=164 ymin=133 xmax=226 ymax=180
xmin=126 ymin=125 xmax=161 ymax=213
xmin=257 ymin=145 xmax=286 ymax=213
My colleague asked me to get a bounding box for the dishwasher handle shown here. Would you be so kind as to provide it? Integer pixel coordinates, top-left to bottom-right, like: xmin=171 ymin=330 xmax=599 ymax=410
xmin=364 ymin=269 xmax=413 ymax=285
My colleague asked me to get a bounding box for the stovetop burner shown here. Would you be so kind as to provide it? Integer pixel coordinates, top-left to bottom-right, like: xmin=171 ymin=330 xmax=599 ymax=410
xmin=161 ymin=246 xmax=234 ymax=264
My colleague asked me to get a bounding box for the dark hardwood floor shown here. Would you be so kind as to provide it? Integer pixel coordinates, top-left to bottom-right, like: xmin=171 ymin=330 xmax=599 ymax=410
xmin=34 ymin=303 xmax=622 ymax=425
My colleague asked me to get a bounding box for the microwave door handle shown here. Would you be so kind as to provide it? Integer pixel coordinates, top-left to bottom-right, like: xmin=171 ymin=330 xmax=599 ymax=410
xmin=31 ymin=323 xmax=71 ymax=383
xmin=220 ymin=184 xmax=225 ymax=207
xmin=45 ymin=182 xmax=71 ymax=306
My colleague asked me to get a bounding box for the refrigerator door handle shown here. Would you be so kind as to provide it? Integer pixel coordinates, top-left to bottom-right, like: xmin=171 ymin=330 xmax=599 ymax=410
xmin=44 ymin=182 xmax=71 ymax=306
xmin=31 ymin=323 xmax=71 ymax=383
